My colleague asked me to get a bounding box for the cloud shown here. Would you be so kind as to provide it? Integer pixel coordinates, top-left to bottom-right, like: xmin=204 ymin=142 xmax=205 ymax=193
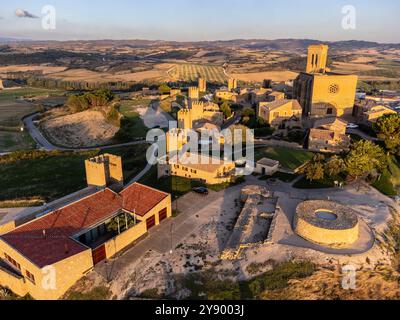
xmin=15 ymin=8 xmax=38 ymax=19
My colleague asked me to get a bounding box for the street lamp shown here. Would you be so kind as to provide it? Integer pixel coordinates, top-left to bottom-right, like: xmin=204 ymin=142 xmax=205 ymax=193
xmin=170 ymin=223 xmax=174 ymax=254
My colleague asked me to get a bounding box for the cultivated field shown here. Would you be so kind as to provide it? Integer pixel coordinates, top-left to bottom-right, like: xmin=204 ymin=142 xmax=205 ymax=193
xmin=0 ymin=131 xmax=35 ymax=152
xmin=0 ymin=101 xmax=37 ymax=127
xmin=168 ymin=63 xmax=227 ymax=83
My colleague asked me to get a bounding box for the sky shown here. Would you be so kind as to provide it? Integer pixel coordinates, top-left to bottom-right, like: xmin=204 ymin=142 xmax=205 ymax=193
xmin=0 ymin=0 xmax=399 ymax=42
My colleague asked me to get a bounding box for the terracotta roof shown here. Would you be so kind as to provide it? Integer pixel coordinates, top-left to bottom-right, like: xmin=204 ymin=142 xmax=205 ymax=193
xmin=260 ymin=99 xmax=302 ymax=112
xmin=120 ymin=183 xmax=169 ymax=217
xmin=309 ymin=128 xmax=335 ymax=140
xmin=0 ymin=183 xmax=169 ymax=268
xmin=313 ymin=117 xmax=347 ymax=132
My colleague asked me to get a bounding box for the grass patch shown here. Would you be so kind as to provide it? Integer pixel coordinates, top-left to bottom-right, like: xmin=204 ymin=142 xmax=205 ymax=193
xmin=241 ymin=261 xmax=316 ymax=299
xmin=0 ymin=130 xmax=36 ymax=152
xmin=174 ymin=261 xmax=315 ymax=300
xmin=116 ymin=103 xmax=149 ymax=141
xmin=0 ymin=87 xmax=63 ymax=102
xmin=254 ymin=146 xmax=314 ymax=170
xmin=139 ymin=166 xmax=237 ymax=198
xmin=373 ymin=156 xmax=400 ymax=196
xmin=0 ymin=145 xmax=148 ymax=203
xmin=293 ymin=176 xmax=335 ymax=189
xmin=271 ymin=172 xmax=298 ymax=183
xmin=66 ymin=286 xmax=111 ymax=300
xmin=373 ymin=170 xmax=397 ymax=196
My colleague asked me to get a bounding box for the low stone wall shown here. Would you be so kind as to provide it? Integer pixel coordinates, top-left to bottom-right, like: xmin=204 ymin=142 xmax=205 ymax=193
xmin=104 ymin=222 xmax=147 ymax=258
xmin=294 ymin=200 xmax=360 ymax=247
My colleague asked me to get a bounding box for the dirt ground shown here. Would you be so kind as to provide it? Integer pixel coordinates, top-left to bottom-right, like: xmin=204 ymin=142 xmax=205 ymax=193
xmin=40 ymin=110 xmax=119 ymax=148
xmin=231 ymin=71 xmax=299 ymax=82
xmin=88 ymin=176 xmax=399 ymax=300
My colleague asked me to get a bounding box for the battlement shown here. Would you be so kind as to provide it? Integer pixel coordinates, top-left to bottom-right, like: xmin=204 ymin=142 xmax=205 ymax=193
xmin=188 ymin=86 xmax=199 ymax=99
xmin=85 ymin=153 xmax=123 ymax=187
xmin=198 ymin=78 xmax=206 ymax=92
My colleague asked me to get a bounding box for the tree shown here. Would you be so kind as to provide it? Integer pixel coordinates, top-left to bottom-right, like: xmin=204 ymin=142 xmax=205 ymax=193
xmin=242 ymin=107 xmax=255 ymax=117
xmin=345 ymin=140 xmax=387 ymax=179
xmin=325 ymin=155 xmax=346 ymax=177
xmin=220 ymin=101 xmax=232 ymax=118
xmin=300 ymin=154 xmax=325 ymax=181
xmin=374 ymin=114 xmax=400 ymax=154
xmin=304 ymin=162 xmax=325 ymax=181
xmin=158 ymin=84 xmax=171 ymax=95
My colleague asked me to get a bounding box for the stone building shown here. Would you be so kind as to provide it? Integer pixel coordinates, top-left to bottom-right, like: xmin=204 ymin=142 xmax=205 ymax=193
xmin=258 ymin=99 xmax=302 ymax=128
xmin=158 ymin=152 xmax=235 ymax=185
xmin=307 ymin=118 xmax=350 ymax=153
xmin=177 ymin=101 xmax=223 ymax=130
xmin=353 ymin=101 xmax=397 ymax=126
xmin=188 ymin=86 xmax=199 ymax=100
xmin=198 ymin=78 xmax=206 ymax=93
xmin=0 ymin=154 xmax=172 ymax=299
xmin=228 ymin=78 xmax=238 ymax=91
xmin=293 ymin=45 xmax=358 ymax=118
xmin=85 ymin=154 xmax=123 ymax=188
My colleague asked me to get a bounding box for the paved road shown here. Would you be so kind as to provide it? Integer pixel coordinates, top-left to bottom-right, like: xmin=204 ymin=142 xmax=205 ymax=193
xmin=95 ymin=188 xmax=233 ymax=281
xmin=346 ymin=128 xmax=379 ymax=142
xmin=23 ymin=113 xmax=149 ymax=152
xmin=221 ymin=112 xmax=241 ymax=130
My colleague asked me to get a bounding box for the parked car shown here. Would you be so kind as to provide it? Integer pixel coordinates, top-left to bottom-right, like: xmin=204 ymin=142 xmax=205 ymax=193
xmin=346 ymin=123 xmax=359 ymax=129
xmin=192 ymin=187 xmax=209 ymax=195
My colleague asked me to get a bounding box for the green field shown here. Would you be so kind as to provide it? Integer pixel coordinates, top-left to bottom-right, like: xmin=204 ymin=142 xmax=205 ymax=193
xmin=254 ymin=146 xmax=314 ymax=170
xmin=0 ymin=145 xmax=148 ymax=204
xmin=117 ymin=101 xmax=150 ymax=141
xmin=0 ymin=87 xmax=63 ymax=102
xmin=169 ymin=63 xmax=227 ymax=83
xmin=373 ymin=156 xmax=400 ymax=196
xmin=0 ymin=130 xmax=36 ymax=152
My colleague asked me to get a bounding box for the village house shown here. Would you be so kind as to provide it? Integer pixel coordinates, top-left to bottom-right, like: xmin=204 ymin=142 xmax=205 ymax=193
xmin=307 ymin=117 xmax=350 ymax=153
xmin=158 ymin=152 xmax=236 ymax=185
xmin=353 ymin=101 xmax=396 ymax=126
xmin=257 ymin=99 xmax=302 ymax=128
xmin=254 ymin=158 xmax=280 ymax=176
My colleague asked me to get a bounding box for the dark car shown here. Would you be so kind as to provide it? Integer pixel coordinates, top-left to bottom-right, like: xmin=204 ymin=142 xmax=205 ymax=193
xmin=192 ymin=187 xmax=209 ymax=195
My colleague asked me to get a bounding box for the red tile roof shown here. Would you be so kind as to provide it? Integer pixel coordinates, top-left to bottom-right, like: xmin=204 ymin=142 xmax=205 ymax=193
xmin=120 ymin=183 xmax=169 ymax=217
xmin=0 ymin=183 xmax=169 ymax=268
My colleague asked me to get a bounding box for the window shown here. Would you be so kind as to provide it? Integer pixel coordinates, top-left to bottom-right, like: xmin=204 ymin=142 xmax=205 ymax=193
xmin=4 ymin=253 xmax=21 ymax=271
xmin=26 ymin=270 xmax=36 ymax=285
xmin=327 ymin=108 xmax=333 ymax=115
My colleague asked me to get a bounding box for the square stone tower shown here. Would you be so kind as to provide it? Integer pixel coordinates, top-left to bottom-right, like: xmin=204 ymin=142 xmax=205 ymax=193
xmin=306 ymin=44 xmax=329 ymax=74
xmin=188 ymin=86 xmax=199 ymax=100
xmin=228 ymin=78 xmax=238 ymax=91
xmin=198 ymin=78 xmax=206 ymax=92
xmin=85 ymin=154 xmax=123 ymax=187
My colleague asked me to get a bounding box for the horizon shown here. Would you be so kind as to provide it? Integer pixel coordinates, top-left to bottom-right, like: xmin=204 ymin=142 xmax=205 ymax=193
xmin=0 ymin=0 xmax=399 ymax=43
xmin=1 ymin=36 xmax=400 ymax=45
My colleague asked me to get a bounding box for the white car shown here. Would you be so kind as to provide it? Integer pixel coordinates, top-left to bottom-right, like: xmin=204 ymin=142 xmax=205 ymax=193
xmin=346 ymin=123 xmax=359 ymax=129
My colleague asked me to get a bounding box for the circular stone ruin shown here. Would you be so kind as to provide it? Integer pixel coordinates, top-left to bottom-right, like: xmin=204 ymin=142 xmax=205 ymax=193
xmin=294 ymin=200 xmax=359 ymax=247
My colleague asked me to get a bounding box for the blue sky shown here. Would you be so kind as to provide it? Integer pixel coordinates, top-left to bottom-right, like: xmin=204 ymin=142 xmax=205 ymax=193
xmin=0 ymin=0 xmax=399 ymax=42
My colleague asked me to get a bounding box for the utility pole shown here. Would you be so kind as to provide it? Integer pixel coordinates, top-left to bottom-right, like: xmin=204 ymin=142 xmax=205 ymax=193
xmin=170 ymin=223 xmax=174 ymax=254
